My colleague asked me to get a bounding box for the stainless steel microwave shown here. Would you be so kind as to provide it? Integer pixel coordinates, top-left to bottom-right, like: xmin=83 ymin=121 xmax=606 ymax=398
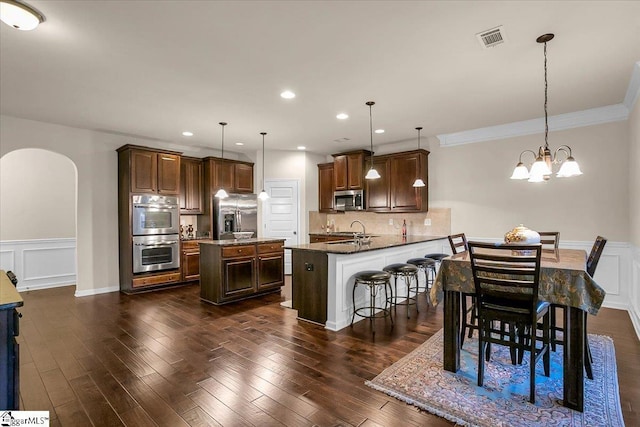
xmin=334 ymin=190 xmax=364 ymax=211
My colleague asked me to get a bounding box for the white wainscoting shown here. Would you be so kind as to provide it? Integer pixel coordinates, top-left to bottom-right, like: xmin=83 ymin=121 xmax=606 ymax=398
xmin=0 ymin=238 xmax=76 ymax=292
xmin=631 ymin=244 xmax=640 ymax=339
xmin=465 ymin=237 xmax=638 ymax=339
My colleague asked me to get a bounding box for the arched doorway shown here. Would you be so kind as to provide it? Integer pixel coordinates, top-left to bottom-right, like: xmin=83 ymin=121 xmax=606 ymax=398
xmin=0 ymin=148 xmax=78 ymax=291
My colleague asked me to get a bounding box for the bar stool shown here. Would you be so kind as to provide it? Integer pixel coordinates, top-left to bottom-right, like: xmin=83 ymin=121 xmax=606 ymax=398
xmin=406 ymin=257 xmax=436 ymax=304
xmin=424 ymin=253 xmax=448 ymax=264
xmin=351 ymin=270 xmax=393 ymax=335
xmin=383 ymin=263 xmax=419 ymax=318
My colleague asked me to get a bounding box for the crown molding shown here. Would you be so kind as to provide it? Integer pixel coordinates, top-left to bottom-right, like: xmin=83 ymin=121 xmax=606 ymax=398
xmin=623 ymin=61 xmax=640 ymax=111
xmin=438 ymin=61 xmax=640 ymax=147
xmin=437 ymin=104 xmax=629 ymax=147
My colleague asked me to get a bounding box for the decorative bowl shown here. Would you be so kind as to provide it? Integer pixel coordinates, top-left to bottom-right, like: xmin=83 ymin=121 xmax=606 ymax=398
xmin=232 ymin=231 xmax=254 ymax=239
xmin=504 ymin=224 xmax=540 ymax=244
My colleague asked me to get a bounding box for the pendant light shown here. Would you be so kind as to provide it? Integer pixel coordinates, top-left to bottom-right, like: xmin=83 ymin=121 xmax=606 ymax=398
xmin=258 ymin=132 xmax=269 ymax=201
xmin=214 ymin=122 xmax=229 ymax=199
xmin=510 ymin=33 xmax=582 ymax=182
xmin=364 ymin=101 xmax=380 ymax=180
xmin=412 ymin=127 xmax=426 ymax=187
xmin=0 ymin=0 xmax=45 ymax=31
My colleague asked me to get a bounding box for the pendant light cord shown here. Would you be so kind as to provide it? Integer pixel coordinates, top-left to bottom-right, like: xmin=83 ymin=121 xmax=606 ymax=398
xmin=219 ymin=122 xmax=227 ymax=159
xmin=368 ymin=102 xmax=374 ymax=168
xmin=543 ymin=41 xmax=549 ymax=150
xmin=261 ymin=132 xmax=266 ymax=187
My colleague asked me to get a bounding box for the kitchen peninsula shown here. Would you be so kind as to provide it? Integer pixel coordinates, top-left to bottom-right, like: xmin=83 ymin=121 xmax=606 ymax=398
xmin=288 ymin=235 xmax=447 ymax=330
xmin=199 ymin=238 xmax=285 ymax=305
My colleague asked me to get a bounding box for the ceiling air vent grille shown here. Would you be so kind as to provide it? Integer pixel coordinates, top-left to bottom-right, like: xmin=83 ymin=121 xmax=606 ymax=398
xmin=476 ymin=26 xmax=506 ymax=49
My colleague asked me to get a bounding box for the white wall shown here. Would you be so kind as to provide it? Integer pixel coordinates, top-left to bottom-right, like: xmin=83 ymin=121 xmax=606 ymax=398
xmin=0 ymin=115 xmax=222 ymax=296
xmin=260 ymin=149 xmax=326 ymax=243
xmin=0 ymin=149 xmax=76 ymax=240
xmin=628 ymin=93 xmax=640 ymax=337
xmin=427 ymin=121 xmax=629 ymax=241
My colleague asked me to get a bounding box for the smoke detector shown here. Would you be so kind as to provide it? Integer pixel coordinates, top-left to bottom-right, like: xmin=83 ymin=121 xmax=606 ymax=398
xmin=476 ymin=26 xmax=506 ymax=49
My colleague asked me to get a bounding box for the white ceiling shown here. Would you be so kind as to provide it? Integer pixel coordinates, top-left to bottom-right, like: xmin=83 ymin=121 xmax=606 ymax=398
xmin=1 ymin=1 xmax=639 ymax=155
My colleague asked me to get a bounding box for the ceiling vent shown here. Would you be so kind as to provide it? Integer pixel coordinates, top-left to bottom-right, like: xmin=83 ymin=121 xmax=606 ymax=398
xmin=333 ymin=137 xmax=351 ymax=143
xmin=476 ymin=26 xmax=506 ymax=49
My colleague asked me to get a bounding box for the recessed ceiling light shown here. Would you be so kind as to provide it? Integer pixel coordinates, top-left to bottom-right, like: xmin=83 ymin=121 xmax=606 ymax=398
xmin=182 ymin=131 xmax=193 ymax=137
xmin=235 ymin=142 xmax=244 ymax=146
xmin=297 ymin=146 xmax=306 ymax=150
xmin=336 ymin=113 xmax=349 ymax=120
xmin=375 ymin=129 xmax=385 ymax=134
xmin=280 ymin=90 xmax=296 ymax=99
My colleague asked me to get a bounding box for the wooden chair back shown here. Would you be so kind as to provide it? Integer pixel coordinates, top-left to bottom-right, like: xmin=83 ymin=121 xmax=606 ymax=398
xmin=587 ymin=236 xmax=607 ymax=277
xmin=448 ymin=233 xmax=468 ymax=254
xmin=468 ymin=241 xmax=542 ymax=324
xmin=538 ymin=231 xmax=560 ymax=249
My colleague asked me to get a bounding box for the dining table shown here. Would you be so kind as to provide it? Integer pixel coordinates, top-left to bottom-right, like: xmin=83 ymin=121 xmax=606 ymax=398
xmin=430 ymin=247 xmax=606 ymax=412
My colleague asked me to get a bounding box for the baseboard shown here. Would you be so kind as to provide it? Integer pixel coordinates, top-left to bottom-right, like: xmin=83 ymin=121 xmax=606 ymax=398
xmin=75 ymin=286 xmax=120 ymax=297
xmin=17 ymin=280 xmax=75 ymax=293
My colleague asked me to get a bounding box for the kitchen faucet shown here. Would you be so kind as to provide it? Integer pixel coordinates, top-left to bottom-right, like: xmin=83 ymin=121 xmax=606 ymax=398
xmin=350 ymin=220 xmax=366 ymax=239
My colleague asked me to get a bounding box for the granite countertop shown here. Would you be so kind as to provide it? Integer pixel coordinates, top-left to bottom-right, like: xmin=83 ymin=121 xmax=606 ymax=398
xmin=199 ymin=238 xmax=285 ymax=247
xmin=287 ymin=235 xmax=446 ymax=254
xmin=1 ymin=270 xmax=23 ymax=310
xmin=308 ymin=232 xmax=360 ymax=236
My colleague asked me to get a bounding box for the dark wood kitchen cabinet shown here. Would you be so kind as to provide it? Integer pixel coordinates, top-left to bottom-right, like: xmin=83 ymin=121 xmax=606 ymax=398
xmin=180 ymin=157 xmax=203 ymax=214
xmin=200 ymin=239 xmax=284 ymax=305
xmin=118 ymin=145 xmax=183 ymax=294
xmin=234 ymin=162 xmax=254 ymax=193
xmin=257 ymin=241 xmax=284 ymax=291
xmin=122 ymin=146 xmax=181 ymax=195
xmin=365 ymin=156 xmax=392 ymax=211
xmin=318 ymin=162 xmax=335 ymax=212
xmin=332 ymin=150 xmax=371 ymax=191
xmin=180 ymin=240 xmax=201 ymax=282
xmin=203 ymin=157 xmax=254 ymax=195
xmin=366 ymin=149 xmax=429 ymax=213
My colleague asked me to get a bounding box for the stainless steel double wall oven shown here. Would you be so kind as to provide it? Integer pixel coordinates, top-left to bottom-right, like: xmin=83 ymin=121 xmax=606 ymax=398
xmin=131 ymin=194 xmax=180 ymax=273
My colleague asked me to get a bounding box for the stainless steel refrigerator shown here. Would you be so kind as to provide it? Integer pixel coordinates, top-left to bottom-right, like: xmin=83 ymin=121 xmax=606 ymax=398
xmin=212 ymin=193 xmax=258 ymax=240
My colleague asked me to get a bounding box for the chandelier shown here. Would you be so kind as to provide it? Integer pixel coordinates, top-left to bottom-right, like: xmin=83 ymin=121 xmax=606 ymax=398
xmin=510 ymin=34 xmax=582 ymax=182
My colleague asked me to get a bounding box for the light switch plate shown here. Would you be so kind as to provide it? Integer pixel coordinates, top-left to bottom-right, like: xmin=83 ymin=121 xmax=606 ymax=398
xmin=388 ymin=219 xmax=394 ymax=225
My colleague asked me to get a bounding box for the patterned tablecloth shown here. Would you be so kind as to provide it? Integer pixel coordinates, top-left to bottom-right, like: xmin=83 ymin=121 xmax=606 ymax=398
xmin=430 ymin=248 xmax=606 ymax=315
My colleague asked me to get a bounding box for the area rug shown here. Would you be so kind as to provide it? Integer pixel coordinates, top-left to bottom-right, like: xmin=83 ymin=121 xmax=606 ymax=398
xmin=366 ymin=329 xmax=624 ymax=427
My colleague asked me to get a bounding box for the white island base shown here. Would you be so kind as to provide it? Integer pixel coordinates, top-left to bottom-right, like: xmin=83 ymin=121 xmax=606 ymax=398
xmin=290 ymin=237 xmax=448 ymax=332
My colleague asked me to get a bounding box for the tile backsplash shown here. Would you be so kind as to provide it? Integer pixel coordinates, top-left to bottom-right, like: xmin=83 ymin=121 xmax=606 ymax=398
xmin=309 ymin=208 xmax=451 ymax=238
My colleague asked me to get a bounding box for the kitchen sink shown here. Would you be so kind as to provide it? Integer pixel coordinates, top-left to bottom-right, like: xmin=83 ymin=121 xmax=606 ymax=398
xmin=326 ymin=240 xmax=358 ymax=245
xmin=326 ymin=237 xmax=375 ymax=245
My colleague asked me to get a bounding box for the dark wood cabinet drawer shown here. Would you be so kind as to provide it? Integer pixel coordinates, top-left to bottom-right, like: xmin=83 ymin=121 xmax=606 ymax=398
xmin=222 ymin=245 xmax=255 ymax=258
xmin=258 ymin=242 xmax=283 ymax=254
xmin=132 ymin=271 xmax=181 ymax=288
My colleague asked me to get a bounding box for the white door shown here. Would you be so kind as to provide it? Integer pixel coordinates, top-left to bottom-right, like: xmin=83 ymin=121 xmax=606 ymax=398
xmin=262 ymin=179 xmax=299 ymax=274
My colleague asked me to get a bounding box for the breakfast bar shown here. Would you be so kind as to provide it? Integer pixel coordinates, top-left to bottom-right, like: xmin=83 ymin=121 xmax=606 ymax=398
xmin=288 ymin=235 xmax=447 ymax=330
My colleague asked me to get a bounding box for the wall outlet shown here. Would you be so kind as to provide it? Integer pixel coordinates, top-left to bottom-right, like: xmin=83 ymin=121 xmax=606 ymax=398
xmin=424 ymin=218 xmax=431 ymax=226
xmin=388 ymin=218 xmax=394 ymax=225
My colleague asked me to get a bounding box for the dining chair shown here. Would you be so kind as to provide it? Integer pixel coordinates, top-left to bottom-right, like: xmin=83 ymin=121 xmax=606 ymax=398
xmin=448 ymin=233 xmax=477 ymax=345
xmin=538 ymin=231 xmax=560 ymax=350
xmin=549 ymin=236 xmax=606 ymax=380
xmin=448 ymin=233 xmax=468 ymax=254
xmin=468 ymin=241 xmax=550 ymax=404
xmin=538 ymin=231 xmax=560 ymax=249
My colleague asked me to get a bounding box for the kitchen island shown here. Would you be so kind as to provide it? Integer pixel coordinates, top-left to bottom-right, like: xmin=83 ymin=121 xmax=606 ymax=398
xmin=199 ymin=238 xmax=285 ymax=305
xmin=288 ymin=235 xmax=448 ymax=330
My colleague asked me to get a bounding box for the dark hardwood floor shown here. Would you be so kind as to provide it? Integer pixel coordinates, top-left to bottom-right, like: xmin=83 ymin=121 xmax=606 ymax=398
xmin=15 ymin=280 xmax=639 ymax=426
